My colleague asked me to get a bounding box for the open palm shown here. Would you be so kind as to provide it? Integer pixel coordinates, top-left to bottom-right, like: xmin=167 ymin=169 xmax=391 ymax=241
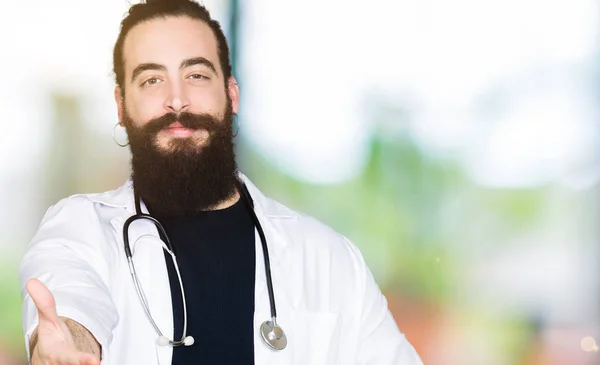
xmin=26 ymin=279 xmax=100 ymax=365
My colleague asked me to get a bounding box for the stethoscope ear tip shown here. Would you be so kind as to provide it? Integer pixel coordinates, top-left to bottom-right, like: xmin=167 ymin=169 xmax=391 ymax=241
xmin=157 ymin=336 xmax=170 ymax=346
xmin=183 ymin=336 xmax=195 ymax=346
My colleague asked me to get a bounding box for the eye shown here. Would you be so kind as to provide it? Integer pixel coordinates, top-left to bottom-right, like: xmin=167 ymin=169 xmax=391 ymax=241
xmin=141 ymin=77 xmax=162 ymax=87
xmin=188 ymin=74 xmax=209 ymax=81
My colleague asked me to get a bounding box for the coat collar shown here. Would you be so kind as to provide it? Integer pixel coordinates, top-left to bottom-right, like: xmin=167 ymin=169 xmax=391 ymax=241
xmin=96 ymin=172 xmax=296 ymax=271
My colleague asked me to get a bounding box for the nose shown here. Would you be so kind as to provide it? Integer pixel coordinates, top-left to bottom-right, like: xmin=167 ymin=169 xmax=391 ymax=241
xmin=164 ymin=80 xmax=190 ymax=113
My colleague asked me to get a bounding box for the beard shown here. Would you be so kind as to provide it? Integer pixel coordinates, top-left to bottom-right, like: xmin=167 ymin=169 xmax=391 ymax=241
xmin=122 ymin=99 xmax=238 ymax=216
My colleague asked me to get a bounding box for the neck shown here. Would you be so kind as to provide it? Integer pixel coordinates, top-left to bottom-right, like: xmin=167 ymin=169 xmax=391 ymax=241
xmin=138 ymin=183 xmax=241 ymax=217
xmin=205 ymin=187 xmax=241 ymax=211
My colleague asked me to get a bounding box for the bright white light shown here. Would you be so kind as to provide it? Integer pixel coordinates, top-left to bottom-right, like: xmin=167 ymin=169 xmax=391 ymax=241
xmin=239 ymin=0 xmax=372 ymax=183
xmin=581 ymin=336 xmax=599 ymax=352
xmin=464 ymin=88 xmax=599 ymax=188
xmin=240 ymin=0 xmax=600 ymax=186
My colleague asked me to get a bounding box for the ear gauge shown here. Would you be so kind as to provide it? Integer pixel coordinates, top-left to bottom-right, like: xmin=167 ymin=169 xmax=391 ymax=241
xmin=113 ymin=123 xmax=129 ymax=147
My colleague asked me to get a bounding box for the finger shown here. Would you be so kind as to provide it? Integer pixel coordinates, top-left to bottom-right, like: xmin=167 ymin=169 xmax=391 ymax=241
xmin=32 ymin=345 xmax=85 ymax=365
xmin=58 ymin=351 xmax=95 ymax=365
xmin=78 ymin=352 xmax=100 ymax=365
xmin=26 ymin=278 xmax=59 ymax=322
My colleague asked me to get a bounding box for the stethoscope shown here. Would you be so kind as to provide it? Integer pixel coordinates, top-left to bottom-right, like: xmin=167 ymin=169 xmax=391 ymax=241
xmin=122 ymin=180 xmax=287 ymax=351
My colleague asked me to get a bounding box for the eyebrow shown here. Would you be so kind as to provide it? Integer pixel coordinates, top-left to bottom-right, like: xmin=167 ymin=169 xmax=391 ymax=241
xmin=130 ymin=57 xmax=219 ymax=84
xmin=181 ymin=57 xmax=218 ymax=76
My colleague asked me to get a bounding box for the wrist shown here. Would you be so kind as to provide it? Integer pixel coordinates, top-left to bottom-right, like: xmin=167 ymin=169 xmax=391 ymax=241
xmin=29 ymin=329 xmax=39 ymax=360
xmin=61 ymin=317 xmax=102 ymax=359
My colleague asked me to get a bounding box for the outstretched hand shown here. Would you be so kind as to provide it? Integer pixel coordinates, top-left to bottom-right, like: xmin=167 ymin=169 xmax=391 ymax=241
xmin=26 ymin=278 xmax=100 ymax=365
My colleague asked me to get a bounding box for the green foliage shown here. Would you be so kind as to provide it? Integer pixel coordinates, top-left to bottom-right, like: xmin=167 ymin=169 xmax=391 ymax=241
xmin=241 ymin=132 xmax=547 ymax=306
xmin=0 ymin=259 xmax=25 ymax=360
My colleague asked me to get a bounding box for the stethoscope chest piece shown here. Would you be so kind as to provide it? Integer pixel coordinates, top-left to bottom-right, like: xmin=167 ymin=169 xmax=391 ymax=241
xmin=260 ymin=320 xmax=287 ymax=350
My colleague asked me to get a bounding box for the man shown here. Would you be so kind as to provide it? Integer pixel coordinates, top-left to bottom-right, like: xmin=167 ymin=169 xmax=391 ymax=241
xmin=19 ymin=1 xmax=423 ymax=364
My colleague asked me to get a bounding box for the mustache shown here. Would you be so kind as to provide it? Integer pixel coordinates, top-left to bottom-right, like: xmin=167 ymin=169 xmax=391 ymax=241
xmin=143 ymin=112 xmax=221 ymax=135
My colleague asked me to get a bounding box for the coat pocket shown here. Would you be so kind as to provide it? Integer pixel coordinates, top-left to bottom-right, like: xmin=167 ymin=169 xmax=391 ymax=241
xmin=290 ymin=311 xmax=341 ymax=365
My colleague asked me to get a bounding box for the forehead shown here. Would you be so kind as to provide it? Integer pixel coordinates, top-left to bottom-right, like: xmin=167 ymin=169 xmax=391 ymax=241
xmin=123 ymin=16 xmax=220 ymax=73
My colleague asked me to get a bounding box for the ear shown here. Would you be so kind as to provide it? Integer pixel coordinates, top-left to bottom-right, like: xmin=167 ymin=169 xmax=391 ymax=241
xmin=227 ymin=76 xmax=240 ymax=114
xmin=114 ymin=87 xmax=124 ymax=125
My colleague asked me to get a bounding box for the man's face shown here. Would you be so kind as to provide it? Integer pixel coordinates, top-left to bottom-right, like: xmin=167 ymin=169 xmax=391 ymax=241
xmin=114 ymin=16 xmax=241 ymax=213
xmin=116 ymin=16 xmax=239 ymax=151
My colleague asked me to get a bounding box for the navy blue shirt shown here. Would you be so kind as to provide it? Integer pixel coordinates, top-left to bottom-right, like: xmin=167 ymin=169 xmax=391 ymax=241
xmin=151 ymin=198 xmax=256 ymax=365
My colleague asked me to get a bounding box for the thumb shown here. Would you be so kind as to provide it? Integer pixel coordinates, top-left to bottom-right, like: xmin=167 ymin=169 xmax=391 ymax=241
xmin=26 ymin=278 xmax=59 ymax=322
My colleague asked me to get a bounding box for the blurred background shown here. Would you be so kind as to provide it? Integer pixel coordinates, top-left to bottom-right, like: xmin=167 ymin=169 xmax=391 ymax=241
xmin=1 ymin=0 xmax=599 ymax=364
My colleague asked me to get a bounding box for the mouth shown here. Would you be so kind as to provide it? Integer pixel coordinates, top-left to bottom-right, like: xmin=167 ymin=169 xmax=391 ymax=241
xmin=163 ymin=121 xmax=196 ymax=137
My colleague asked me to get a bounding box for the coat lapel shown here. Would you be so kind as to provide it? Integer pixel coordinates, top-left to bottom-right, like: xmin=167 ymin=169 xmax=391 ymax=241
xmin=240 ymin=176 xmax=296 ymax=364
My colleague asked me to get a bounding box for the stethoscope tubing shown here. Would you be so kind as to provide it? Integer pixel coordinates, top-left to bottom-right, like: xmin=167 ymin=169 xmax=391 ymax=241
xmin=123 ymin=211 xmax=191 ymax=346
xmin=237 ymin=182 xmax=278 ymax=320
xmin=122 ymin=180 xmax=281 ymax=347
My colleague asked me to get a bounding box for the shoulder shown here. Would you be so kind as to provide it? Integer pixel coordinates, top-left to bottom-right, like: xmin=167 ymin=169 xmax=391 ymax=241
xmin=263 ymin=197 xmax=342 ymax=240
xmin=41 ymin=194 xmax=99 ymax=223
xmin=261 ymin=197 xmax=372 ymax=312
xmin=34 ymin=188 xmax=124 ymax=244
xmin=39 ymin=182 xmax=129 ymax=226
xmin=263 ymin=196 xmax=365 ymax=268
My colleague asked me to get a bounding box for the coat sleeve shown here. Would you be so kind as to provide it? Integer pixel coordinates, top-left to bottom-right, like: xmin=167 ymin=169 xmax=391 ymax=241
xmin=19 ymin=196 xmax=119 ymax=361
xmin=345 ymin=238 xmax=423 ymax=365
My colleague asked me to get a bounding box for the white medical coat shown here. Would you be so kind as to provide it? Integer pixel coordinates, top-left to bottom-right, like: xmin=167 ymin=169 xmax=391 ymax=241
xmin=20 ymin=173 xmax=423 ymax=365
